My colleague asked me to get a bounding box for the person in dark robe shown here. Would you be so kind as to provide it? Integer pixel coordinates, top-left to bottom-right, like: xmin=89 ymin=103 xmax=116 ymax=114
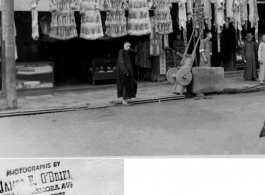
xmin=117 ymin=42 xmax=137 ymax=106
xmin=173 ymin=35 xmax=185 ymax=66
xmin=173 ymin=35 xmax=185 ymax=53
xmin=242 ymin=33 xmax=258 ymax=81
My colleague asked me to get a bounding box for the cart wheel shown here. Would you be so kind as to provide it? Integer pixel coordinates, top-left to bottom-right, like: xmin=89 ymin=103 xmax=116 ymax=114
xmin=176 ymin=69 xmax=192 ymax=86
xmin=166 ymin=67 xmax=180 ymax=84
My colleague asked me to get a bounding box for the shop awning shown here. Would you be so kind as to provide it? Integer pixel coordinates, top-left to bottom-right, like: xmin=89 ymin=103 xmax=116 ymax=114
xmin=257 ymin=0 xmax=265 ymax=4
xmin=12 ymin=0 xmax=265 ymax=11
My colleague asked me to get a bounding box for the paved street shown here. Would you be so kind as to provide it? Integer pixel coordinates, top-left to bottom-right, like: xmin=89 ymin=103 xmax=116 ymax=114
xmin=1 ymin=91 xmax=265 ymax=157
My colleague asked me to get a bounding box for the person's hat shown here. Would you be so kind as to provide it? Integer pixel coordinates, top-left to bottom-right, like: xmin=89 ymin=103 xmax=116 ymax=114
xmin=245 ymin=33 xmax=254 ymax=38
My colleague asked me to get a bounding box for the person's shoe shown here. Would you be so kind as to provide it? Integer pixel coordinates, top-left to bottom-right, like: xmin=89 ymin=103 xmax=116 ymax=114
xmin=251 ymin=78 xmax=257 ymax=81
xmin=122 ymin=100 xmax=132 ymax=106
xmin=122 ymin=102 xmax=132 ymax=106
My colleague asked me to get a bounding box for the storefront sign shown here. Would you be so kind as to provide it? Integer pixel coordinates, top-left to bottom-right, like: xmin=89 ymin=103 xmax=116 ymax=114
xmin=14 ymin=0 xmax=82 ymax=11
xmin=159 ymin=36 xmax=166 ymax=75
xmin=0 ymin=159 xmax=123 ymax=195
xmin=159 ymin=50 xmax=166 ymax=75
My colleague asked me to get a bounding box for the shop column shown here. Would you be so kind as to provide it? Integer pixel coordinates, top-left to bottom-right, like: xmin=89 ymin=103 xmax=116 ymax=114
xmin=3 ymin=0 xmax=17 ymax=109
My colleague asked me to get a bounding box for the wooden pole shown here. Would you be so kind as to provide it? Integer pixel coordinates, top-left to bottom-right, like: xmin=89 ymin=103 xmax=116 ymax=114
xmin=1 ymin=3 xmax=6 ymax=94
xmin=4 ymin=0 xmax=17 ymax=109
xmin=193 ymin=35 xmax=198 ymax=67
xmin=191 ymin=18 xmax=198 ymax=67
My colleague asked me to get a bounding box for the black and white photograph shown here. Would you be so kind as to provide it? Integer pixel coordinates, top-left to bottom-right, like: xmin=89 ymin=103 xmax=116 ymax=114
xmin=1 ymin=0 xmax=265 ymax=194
xmin=0 ymin=0 xmax=265 ymax=173
xmin=1 ymin=0 xmax=265 ymax=157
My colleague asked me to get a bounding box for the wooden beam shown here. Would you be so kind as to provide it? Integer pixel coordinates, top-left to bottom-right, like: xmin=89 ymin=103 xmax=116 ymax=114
xmin=14 ymin=0 xmax=82 ymax=11
xmin=1 ymin=6 xmax=6 ymax=94
xmin=4 ymin=0 xmax=17 ymax=109
xmin=0 ymin=0 xmax=3 ymax=11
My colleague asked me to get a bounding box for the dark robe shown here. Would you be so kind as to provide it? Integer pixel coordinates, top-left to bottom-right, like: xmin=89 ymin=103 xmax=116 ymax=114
xmin=242 ymin=40 xmax=258 ymax=79
xmin=173 ymin=40 xmax=185 ymax=61
xmin=117 ymin=49 xmax=137 ymax=99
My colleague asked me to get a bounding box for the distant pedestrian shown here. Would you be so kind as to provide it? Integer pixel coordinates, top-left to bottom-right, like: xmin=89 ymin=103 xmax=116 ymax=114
xmin=199 ymin=31 xmax=212 ymax=67
xmin=242 ymin=33 xmax=258 ymax=81
xmin=116 ymin=42 xmax=137 ymax=106
xmin=258 ymin=35 xmax=265 ymax=85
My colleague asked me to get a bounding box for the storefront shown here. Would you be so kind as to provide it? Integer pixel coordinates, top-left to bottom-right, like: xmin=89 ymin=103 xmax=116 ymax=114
xmin=11 ymin=0 xmax=174 ymax=92
xmin=2 ymin=0 xmax=264 ymax=92
xmin=235 ymin=0 xmax=265 ymax=71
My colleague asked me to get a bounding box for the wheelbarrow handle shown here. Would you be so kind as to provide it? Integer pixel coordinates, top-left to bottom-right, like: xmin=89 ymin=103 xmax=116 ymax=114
xmin=176 ymin=52 xmax=183 ymax=58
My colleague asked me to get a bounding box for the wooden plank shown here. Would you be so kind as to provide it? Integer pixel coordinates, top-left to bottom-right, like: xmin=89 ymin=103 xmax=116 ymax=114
xmin=237 ymin=85 xmax=265 ymax=92
xmin=0 ymin=107 xmax=83 ymax=118
xmin=1 ymin=39 xmax=6 ymax=93
xmin=1 ymin=0 xmax=5 ymax=93
xmin=1 ymin=8 xmax=6 ymax=93
xmin=4 ymin=0 xmax=17 ymax=109
xmin=0 ymin=103 xmax=116 ymax=118
xmin=109 ymin=95 xmax=185 ymax=105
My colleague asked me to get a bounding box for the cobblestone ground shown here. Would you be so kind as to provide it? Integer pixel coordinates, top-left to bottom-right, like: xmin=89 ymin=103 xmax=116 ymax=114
xmin=1 ymin=91 xmax=265 ymax=157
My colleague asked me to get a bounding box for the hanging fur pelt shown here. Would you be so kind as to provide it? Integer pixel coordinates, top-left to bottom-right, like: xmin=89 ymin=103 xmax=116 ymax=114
xmin=204 ymin=0 xmax=212 ymax=30
xmin=248 ymin=0 xmax=259 ymax=42
xmin=31 ymin=0 xmax=39 ymax=40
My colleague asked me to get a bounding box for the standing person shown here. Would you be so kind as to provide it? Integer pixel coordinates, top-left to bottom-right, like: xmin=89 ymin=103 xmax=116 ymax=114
xmin=117 ymin=42 xmax=137 ymax=106
xmin=173 ymin=35 xmax=185 ymax=54
xmin=255 ymin=36 xmax=262 ymax=61
xmin=199 ymin=31 xmax=212 ymax=67
xmin=242 ymin=33 xmax=258 ymax=81
xmin=173 ymin=34 xmax=185 ymax=66
xmin=258 ymin=35 xmax=265 ymax=85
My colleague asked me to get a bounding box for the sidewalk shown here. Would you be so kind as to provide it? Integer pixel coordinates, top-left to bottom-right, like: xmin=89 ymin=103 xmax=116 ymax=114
xmin=0 ymin=72 xmax=263 ymax=117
